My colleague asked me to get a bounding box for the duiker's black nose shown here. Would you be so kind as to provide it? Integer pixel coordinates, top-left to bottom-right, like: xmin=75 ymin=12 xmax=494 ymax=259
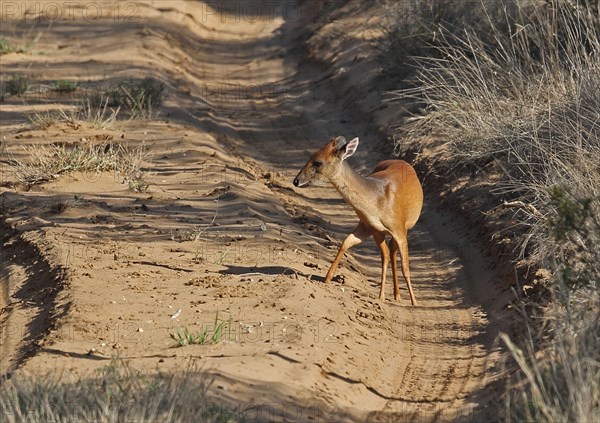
xmin=293 ymin=178 xmax=300 ymax=187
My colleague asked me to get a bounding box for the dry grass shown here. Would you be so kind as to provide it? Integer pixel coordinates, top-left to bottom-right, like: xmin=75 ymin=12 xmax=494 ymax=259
xmin=6 ymin=74 xmax=30 ymax=96
xmin=384 ymin=0 xmax=600 ymax=420
xmin=10 ymin=142 xmax=150 ymax=190
xmin=379 ymin=0 xmax=513 ymax=84
xmin=502 ymin=192 xmax=599 ymax=422
xmin=393 ymin=0 xmax=600 ymax=264
xmin=88 ymin=77 xmax=166 ymax=119
xmin=24 ymin=77 xmax=166 ymax=130
xmin=0 ymin=359 xmax=238 ymax=423
xmin=27 ymin=99 xmax=120 ymax=131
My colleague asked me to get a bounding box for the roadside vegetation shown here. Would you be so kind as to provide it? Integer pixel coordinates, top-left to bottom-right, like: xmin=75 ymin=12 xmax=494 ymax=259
xmin=2 ymin=76 xmax=165 ymax=189
xmin=383 ymin=0 xmax=599 ymax=420
xmin=10 ymin=142 xmax=150 ymax=191
xmin=0 ymin=37 xmax=36 ymax=56
xmin=51 ymin=79 xmax=78 ymax=93
xmin=2 ymin=75 xmax=165 ymax=119
xmin=171 ymin=311 xmax=233 ymax=347
xmin=0 ymin=359 xmax=237 ymax=423
xmin=93 ymin=77 xmax=166 ymax=119
xmin=6 ymin=74 xmax=30 ymax=96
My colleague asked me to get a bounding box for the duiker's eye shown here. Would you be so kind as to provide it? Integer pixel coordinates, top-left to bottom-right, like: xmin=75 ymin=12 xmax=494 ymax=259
xmin=313 ymin=160 xmax=323 ymax=167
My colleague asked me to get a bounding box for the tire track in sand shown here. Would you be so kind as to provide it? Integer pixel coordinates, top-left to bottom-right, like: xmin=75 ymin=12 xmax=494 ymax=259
xmin=161 ymin=1 xmax=513 ymax=421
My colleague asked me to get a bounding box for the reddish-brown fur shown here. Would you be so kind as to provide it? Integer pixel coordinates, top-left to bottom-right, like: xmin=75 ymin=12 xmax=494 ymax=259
xmin=294 ymin=137 xmax=423 ymax=304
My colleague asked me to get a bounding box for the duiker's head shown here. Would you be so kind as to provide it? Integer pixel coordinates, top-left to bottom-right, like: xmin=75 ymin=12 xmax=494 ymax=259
xmin=293 ymin=136 xmax=359 ymax=188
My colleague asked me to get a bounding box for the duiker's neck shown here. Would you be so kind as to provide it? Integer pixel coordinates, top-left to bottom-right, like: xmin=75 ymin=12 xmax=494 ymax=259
xmin=328 ymin=161 xmax=382 ymax=211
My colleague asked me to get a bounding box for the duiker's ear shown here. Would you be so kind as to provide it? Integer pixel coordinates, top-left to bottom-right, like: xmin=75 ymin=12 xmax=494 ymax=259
xmin=333 ymin=136 xmax=347 ymax=149
xmin=341 ymin=137 xmax=359 ymax=160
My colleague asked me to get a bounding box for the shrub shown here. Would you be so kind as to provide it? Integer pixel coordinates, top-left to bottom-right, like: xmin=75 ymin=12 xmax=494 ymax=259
xmin=89 ymin=77 xmax=166 ymax=118
xmin=0 ymin=38 xmax=12 ymax=55
xmin=51 ymin=79 xmax=78 ymax=93
xmin=6 ymin=75 xmax=30 ymax=96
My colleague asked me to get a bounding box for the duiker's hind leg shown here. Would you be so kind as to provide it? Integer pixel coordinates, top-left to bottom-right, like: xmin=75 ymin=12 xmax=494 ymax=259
xmin=373 ymin=232 xmax=390 ymax=301
xmin=389 ymin=238 xmax=400 ymax=301
xmin=393 ymin=231 xmax=417 ymax=306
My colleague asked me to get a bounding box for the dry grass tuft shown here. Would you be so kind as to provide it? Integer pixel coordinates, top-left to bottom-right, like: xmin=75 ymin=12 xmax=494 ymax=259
xmin=26 ymin=97 xmax=121 ymax=131
xmin=87 ymin=77 xmax=166 ymax=119
xmin=10 ymin=142 xmax=150 ymax=190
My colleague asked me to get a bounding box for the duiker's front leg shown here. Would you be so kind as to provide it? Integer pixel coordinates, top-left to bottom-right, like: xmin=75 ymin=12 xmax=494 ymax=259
xmin=324 ymin=223 xmax=370 ymax=283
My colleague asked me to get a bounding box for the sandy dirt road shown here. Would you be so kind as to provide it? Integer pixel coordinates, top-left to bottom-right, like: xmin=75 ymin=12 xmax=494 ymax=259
xmin=0 ymin=1 xmax=513 ymax=421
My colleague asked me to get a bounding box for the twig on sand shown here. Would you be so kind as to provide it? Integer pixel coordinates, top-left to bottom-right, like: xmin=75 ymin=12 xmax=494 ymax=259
xmin=194 ymin=197 xmax=220 ymax=241
xmin=502 ymin=200 xmax=542 ymax=217
xmin=234 ymin=267 xmax=313 ymax=280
